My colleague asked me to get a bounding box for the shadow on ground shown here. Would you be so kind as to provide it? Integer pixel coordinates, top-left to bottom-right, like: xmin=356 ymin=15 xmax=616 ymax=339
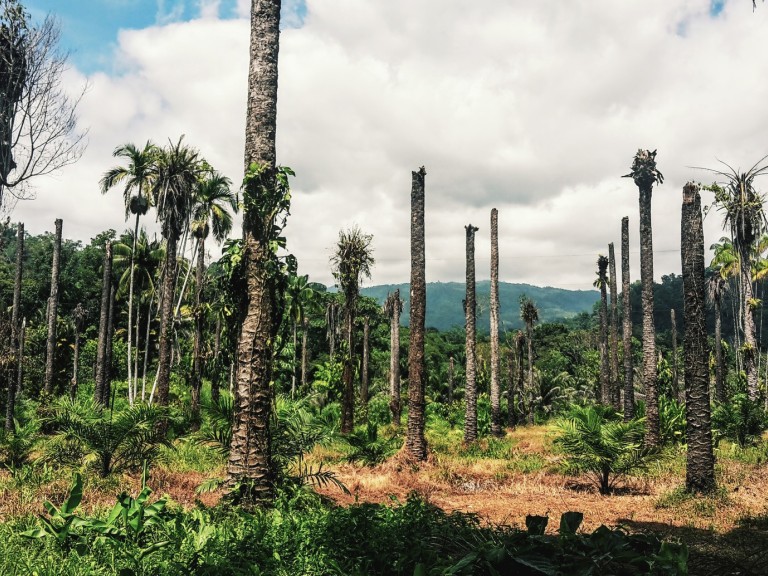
xmin=620 ymin=517 xmax=768 ymax=576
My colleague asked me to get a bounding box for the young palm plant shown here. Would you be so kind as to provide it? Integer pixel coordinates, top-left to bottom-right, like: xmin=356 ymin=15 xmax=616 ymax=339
xmin=555 ymin=404 xmax=658 ymax=494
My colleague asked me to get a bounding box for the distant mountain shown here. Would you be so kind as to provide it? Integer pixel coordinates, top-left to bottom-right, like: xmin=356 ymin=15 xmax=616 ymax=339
xmin=360 ymin=281 xmax=599 ymax=332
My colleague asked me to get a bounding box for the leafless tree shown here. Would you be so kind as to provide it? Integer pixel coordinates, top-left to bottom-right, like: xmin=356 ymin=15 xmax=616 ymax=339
xmin=0 ymin=2 xmax=87 ymax=209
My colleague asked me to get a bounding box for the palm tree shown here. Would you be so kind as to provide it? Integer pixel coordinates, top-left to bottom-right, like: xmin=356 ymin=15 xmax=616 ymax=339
xmin=608 ymin=242 xmax=620 ymax=411
xmin=100 ymin=141 xmax=158 ymax=405
xmin=681 ymin=182 xmax=715 ymax=493
xmin=621 ymin=217 xmax=634 ymax=419
xmin=489 ymin=208 xmax=502 ymax=437
xmin=44 ymin=218 xmax=62 ymax=395
xmin=94 ymin=242 xmax=113 ymax=406
xmin=670 ymin=308 xmax=679 ymax=400
xmin=706 ymin=270 xmax=727 ymax=403
xmin=519 ymin=295 xmax=539 ymax=424
xmin=150 ymin=137 xmax=203 ymax=409
xmin=406 ymin=166 xmax=428 ymax=460
xmin=595 ymin=255 xmax=610 ymax=405
xmin=624 ymin=149 xmax=664 ymax=447
xmin=384 ymin=289 xmax=403 ymax=426
xmin=189 ymin=172 xmax=237 ymax=423
xmin=331 ymin=226 xmax=374 ymax=434
xmin=284 ymin=273 xmax=314 ymax=398
xmin=464 ymin=223 xmax=479 ymax=444
xmin=707 ymin=157 xmax=768 ymax=401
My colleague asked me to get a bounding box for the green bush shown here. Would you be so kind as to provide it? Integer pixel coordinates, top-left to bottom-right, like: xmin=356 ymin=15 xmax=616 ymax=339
xmin=555 ymin=404 xmax=660 ymax=494
xmin=712 ymin=394 xmax=767 ymax=447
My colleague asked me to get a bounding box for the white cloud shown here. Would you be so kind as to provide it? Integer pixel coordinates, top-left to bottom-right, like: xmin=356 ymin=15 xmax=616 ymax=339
xmin=12 ymin=0 xmax=768 ymax=291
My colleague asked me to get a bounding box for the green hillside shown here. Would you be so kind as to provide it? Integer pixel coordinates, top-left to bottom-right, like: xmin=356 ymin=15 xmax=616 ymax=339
xmin=360 ymin=281 xmax=599 ymax=332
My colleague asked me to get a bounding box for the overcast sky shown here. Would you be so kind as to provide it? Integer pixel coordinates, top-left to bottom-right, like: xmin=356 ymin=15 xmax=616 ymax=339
xmin=11 ymin=0 xmax=768 ymax=290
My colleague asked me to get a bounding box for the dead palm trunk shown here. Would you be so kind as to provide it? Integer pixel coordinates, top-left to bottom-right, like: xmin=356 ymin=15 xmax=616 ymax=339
xmin=406 ymin=166 xmax=427 ymax=460
xmin=621 ymin=216 xmax=635 ymax=419
xmin=5 ymin=223 xmax=23 ymax=431
xmin=94 ymin=243 xmax=113 ymax=405
xmin=739 ymin=247 xmax=759 ymax=400
xmin=626 ymin=149 xmax=663 ymax=447
xmin=43 ymin=218 xmax=63 ymax=395
xmin=341 ymin=304 xmax=355 ymax=434
xmin=386 ymin=289 xmax=402 ymax=426
xmin=190 ymin=236 xmax=205 ymax=429
xmin=489 ymin=208 xmax=502 ymax=437
xmin=104 ymin=285 xmax=116 ymax=405
xmin=226 ymin=0 xmax=282 ymax=503
xmin=681 ymin=182 xmax=715 ymax=493
xmin=713 ymin=285 xmax=725 ymax=403
xmin=597 ymin=255 xmax=610 ymax=405
xmin=608 ymin=242 xmax=620 ymax=410
xmin=464 ymin=223 xmax=479 ymax=443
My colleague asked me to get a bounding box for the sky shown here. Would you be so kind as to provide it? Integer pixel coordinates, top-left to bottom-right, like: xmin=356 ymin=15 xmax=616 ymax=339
xmin=10 ymin=0 xmax=768 ymax=291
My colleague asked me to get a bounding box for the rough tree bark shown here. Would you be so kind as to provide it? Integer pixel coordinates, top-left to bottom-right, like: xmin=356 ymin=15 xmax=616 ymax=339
xmin=489 ymin=208 xmax=502 ymax=437
xmin=386 ymin=290 xmax=402 ymax=426
xmin=361 ymin=316 xmax=370 ymax=405
xmin=43 ymin=218 xmax=62 ymax=395
xmin=191 ymin=236 xmax=205 ymax=429
xmin=597 ymin=255 xmax=610 ymax=405
xmin=405 ymin=166 xmax=428 ymax=460
xmin=464 ymin=223 xmax=479 ymax=443
xmin=681 ymin=182 xmax=715 ymax=493
xmin=621 ymin=216 xmax=635 ymax=420
xmin=608 ymin=242 xmax=620 ymax=410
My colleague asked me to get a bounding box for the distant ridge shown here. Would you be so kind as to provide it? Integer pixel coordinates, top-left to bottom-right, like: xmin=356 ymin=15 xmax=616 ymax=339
xmin=360 ymin=281 xmax=598 ymax=332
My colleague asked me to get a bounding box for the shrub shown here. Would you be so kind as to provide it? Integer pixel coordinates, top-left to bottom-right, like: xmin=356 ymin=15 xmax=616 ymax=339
xmin=555 ymin=404 xmax=660 ymax=494
xmin=712 ymin=394 xmax=767 ymax=447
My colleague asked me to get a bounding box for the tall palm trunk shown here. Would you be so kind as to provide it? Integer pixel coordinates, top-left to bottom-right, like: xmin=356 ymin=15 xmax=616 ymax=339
xmin=448 ymin=354 xmax=454 ymax=404
xmin=94 ymin=243 xmax=113 ymax=405
xmin=5 ymin=223 xmax=23 ymax=431
xmin=191 ymin=235 xmax=205 ymax=429
xmin=387 ymin=289 xmax=402 ymax=426
xmin=226 ymin=0 xmax=281 ymax=502
xmin=155 ymin=233 xmax=179 ymax=408
xmin=608 ymin=242 xmax=620 ymax=410
xmin=525 ymin=324 xmax=534 ymax=424
xmin=621 ymin=216 xmax=634 ymax=419
xmin=406 ymin=166 xmax=427 ymax=460
xmin=44 ymin=218 xmax=63 ymax=395
xmin=70 ymin=325 xmax=81 ymax=400
xmin=464 ymin=223 xmax=479 ymax=443
xmin=104 ymin=285 xmax=116 ymax=404
xmin=597 ymin=256 xmax=610 ymax=405
xmin=681 ymin=182 xmax=715 ymax=493
xmin=739 ymin=246 xmax=759 ymax=400
xmin=300 ymin=316 xmax=309 ymax=394
xmin=361 ymin=316 xmax=370 ymax=405
xmin=489 ymin=208 xmax=502 ymax=436
xmin=127 ymin=210 xmax=140 ymax=404
xmin=512 ymin=331 xmax=524 ymax=427
xmin=639 ymin=182 xmax=659 ymax=445
xmin=340 ymin=302 xmax=355 ymax=434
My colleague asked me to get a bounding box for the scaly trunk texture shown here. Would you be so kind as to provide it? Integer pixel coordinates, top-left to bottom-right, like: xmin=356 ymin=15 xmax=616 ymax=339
xmin=155 ymin=232 xmax=178 ymax=408
xmin=406 ymin=166 xmax=427 ymax=460
xmin=515 ymin=331 xmax=525 ymax=425
xmin=506 ymin=349 xmax=515 ymax=427
xmin=127 ymin=210 xmax=140 ymax=404
xmin=5 ymin=223 xmax=23 ymax=431
xmin=597 ymin=256 xmax=610 ymax=405
xmin=447 ymin=355 xmax=454 ymax=405
xmin=361 ymin=316 xmax=370 ymax=405
xmin=714 ymin=292 xmax=725 ymax=403
xmin=44 ymin=218 xmax=63 ymax=395
xmin=387 ymin=290 xmax=402 ymax=425
xmin=191 ymin=236 xmax=205 ymax=430
xmin=681 ymin=182 xmax=715 ymax=493
xmin=464 ymin=223 xmax=479 ymax=443
xmin=226 ymin=0 xmax=281 ymax=503
xmin=639 ymin=185 xmax=659 ymax=447
xmin=608 ymin=242 xmax=620 ymax=410
xmin=621 ymin=216 xmax=635 ymax=420
xmin=340 ymin=303 xmax=355 ymax=434
xmin=740 ymin=246 xmax=759 ymax=401
xmin=94 ymin=243 xmax=113 ymax=406
xmin=70 ymin=328 xmax=81 ymax=400
xmin=670 ymin=308 xmax=679 ymax=401
xmin=489 ymin=208 xmax=502 ymax=437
